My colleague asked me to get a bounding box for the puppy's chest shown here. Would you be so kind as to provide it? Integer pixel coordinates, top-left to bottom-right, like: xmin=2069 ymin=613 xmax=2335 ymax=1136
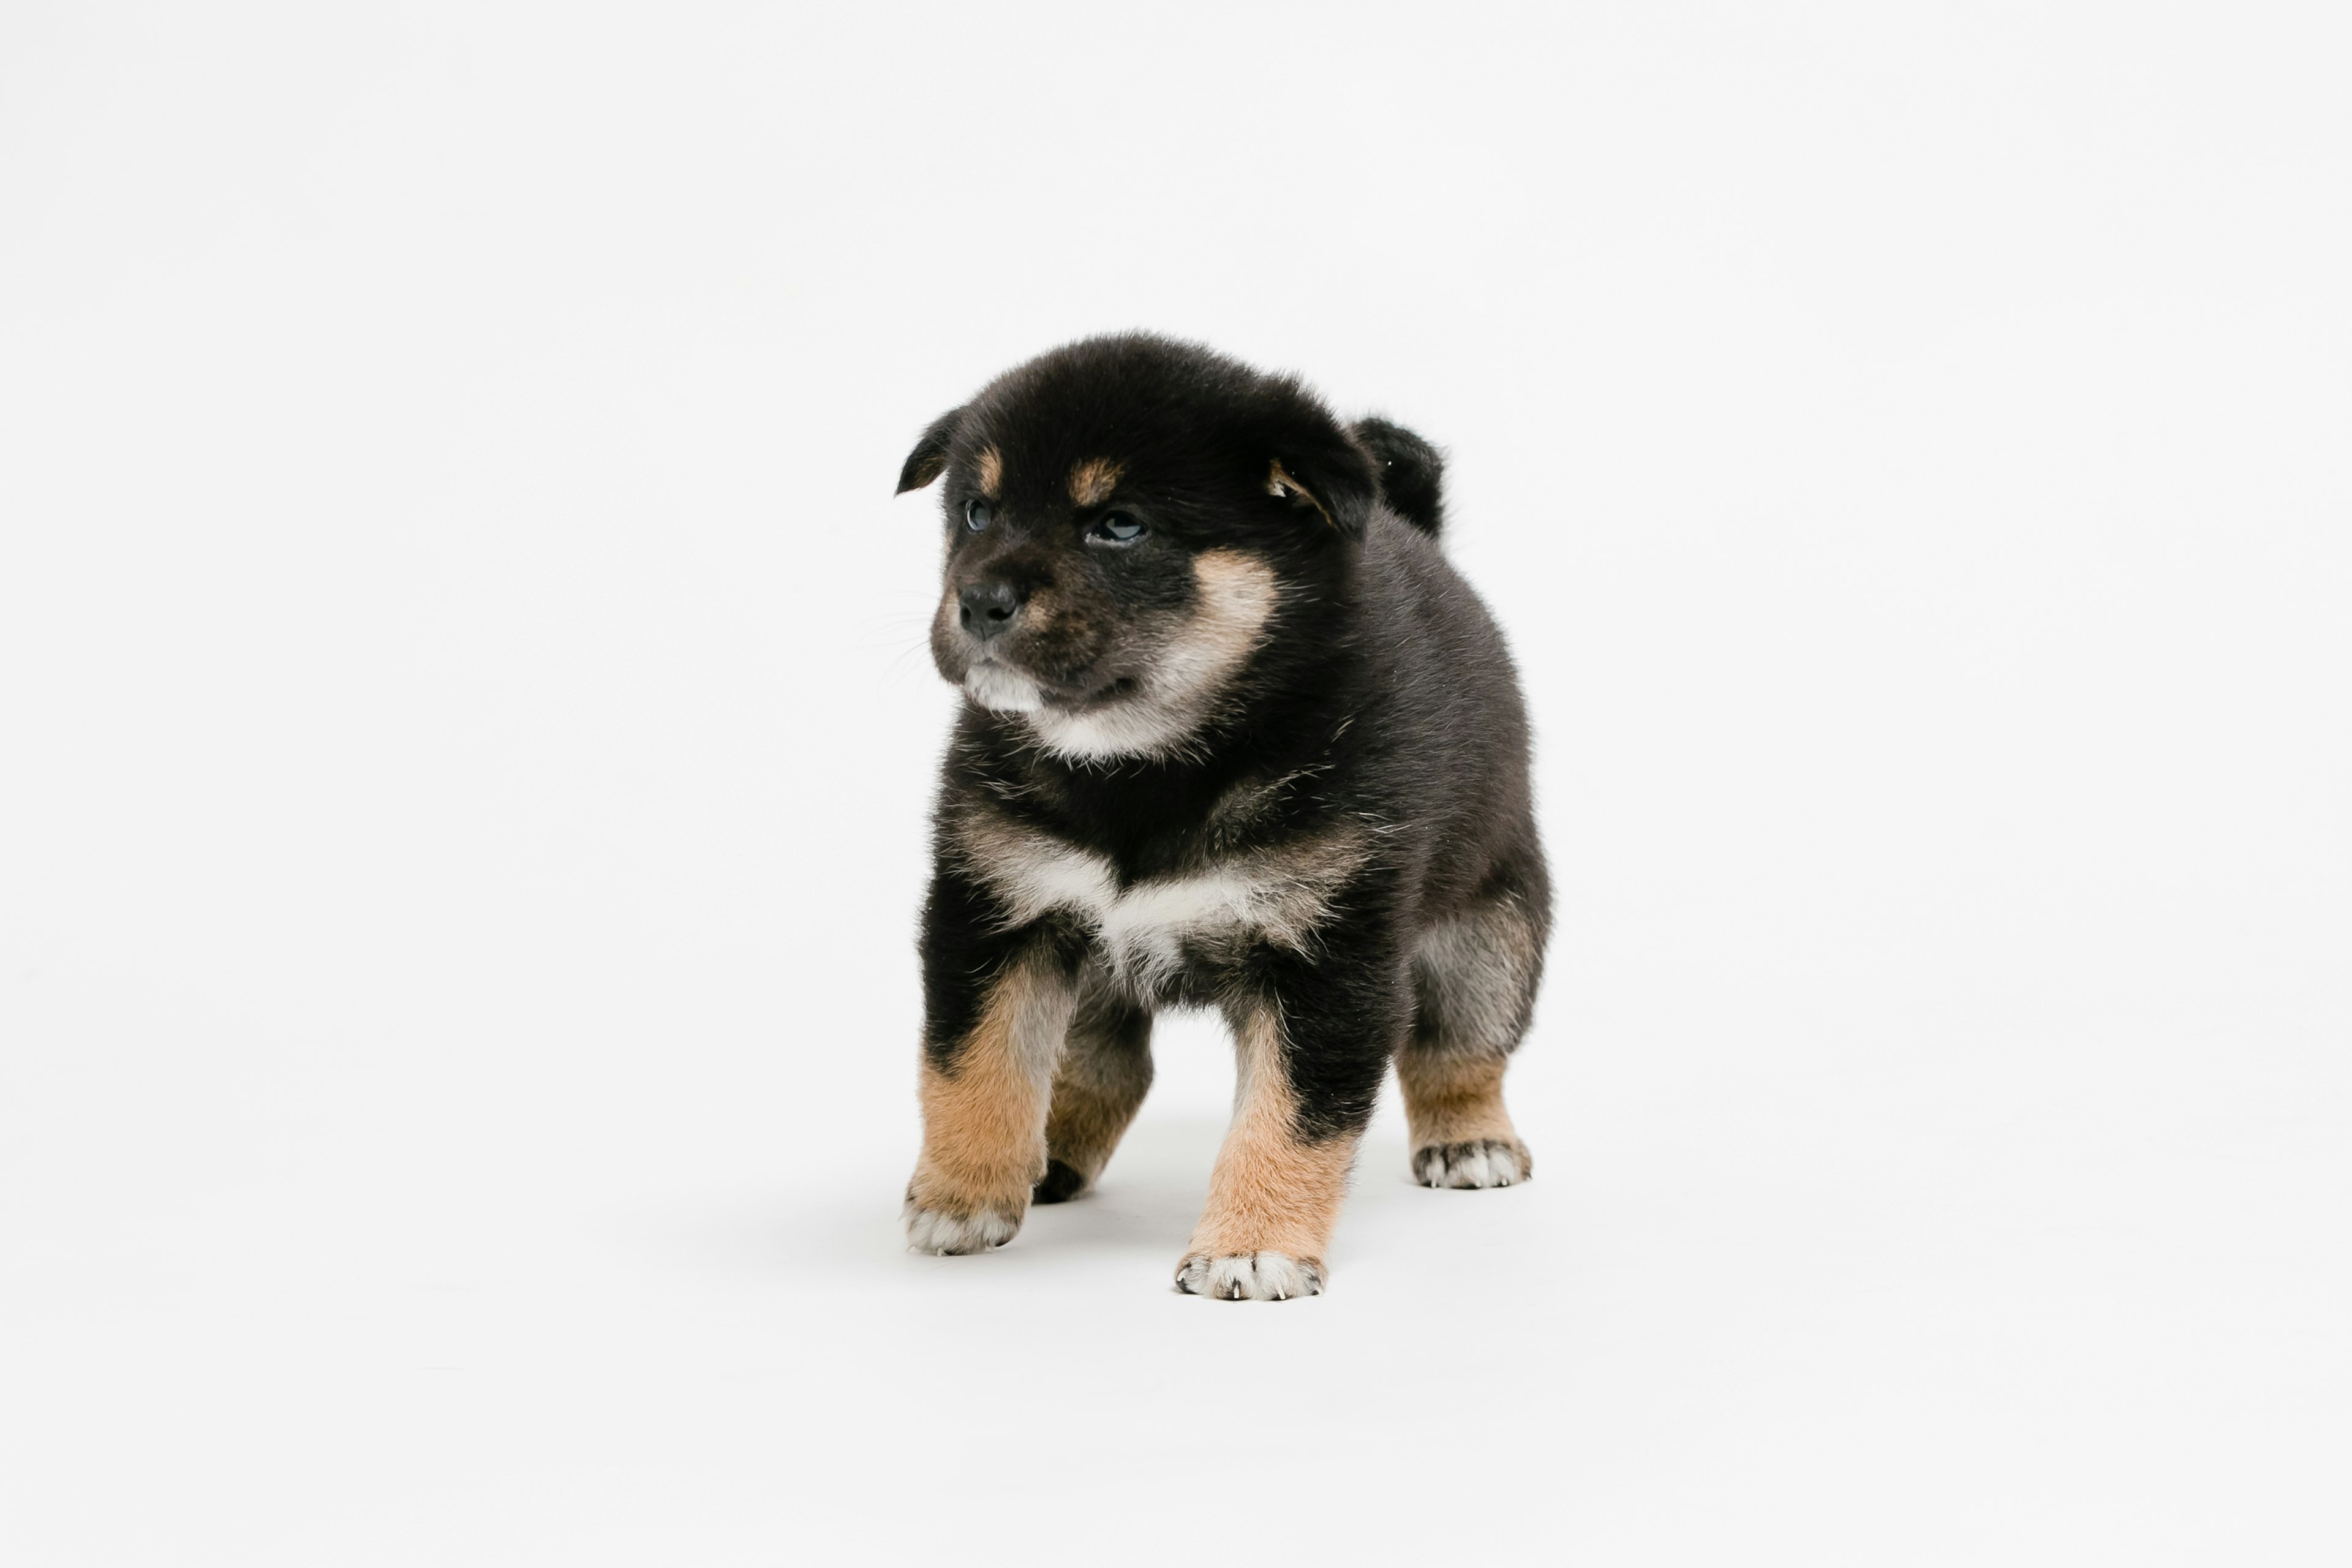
xmin=952 ymin=810 xmax=1366 ymax=992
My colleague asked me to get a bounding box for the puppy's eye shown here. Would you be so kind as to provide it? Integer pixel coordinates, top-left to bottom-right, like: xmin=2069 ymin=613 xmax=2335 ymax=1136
xmin=963 ymin=498 xmax=994 ymax=532
xmin=1090 ymin=511 xmax=1146 ymax=544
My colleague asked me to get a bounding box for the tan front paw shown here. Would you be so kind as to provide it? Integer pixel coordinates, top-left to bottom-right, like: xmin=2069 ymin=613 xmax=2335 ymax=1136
xmin=905 ymin=1200 xmax=1021 ymax=1254
xmin=902 ymin=1167 xmax=1030 ymax=1254
xmin=1174 ymin=1251 xmax=1324 ymax=1301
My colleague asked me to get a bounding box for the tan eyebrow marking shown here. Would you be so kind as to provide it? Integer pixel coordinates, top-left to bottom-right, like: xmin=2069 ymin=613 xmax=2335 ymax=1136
xmin=1068 ymin=458 xmax=1125 ymax=508
xmin=976 ymin=446 xmax=1003 ymax=497
xmin=1266 ymin=460 xmax=1334 ymax=528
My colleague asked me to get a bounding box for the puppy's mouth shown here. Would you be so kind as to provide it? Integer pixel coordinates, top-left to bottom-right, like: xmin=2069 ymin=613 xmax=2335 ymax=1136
xmin=962 ymin=658 xmax=1139 ymax=716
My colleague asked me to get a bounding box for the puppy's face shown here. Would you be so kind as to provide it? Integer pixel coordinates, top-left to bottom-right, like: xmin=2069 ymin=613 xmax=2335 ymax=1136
xmin=927 ymin=447 xmax=1278 ymax=760
xmin=897 ymin=336 xmax=1381 ymax=761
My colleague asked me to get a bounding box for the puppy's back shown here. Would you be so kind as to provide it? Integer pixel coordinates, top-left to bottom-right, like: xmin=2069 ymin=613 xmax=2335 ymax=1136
xmin=1349 ymin=504 xmax=1544 ymax=918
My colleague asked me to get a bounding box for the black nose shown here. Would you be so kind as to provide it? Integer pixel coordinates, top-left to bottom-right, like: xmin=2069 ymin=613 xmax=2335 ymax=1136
xmin=959 ymin=580 xmax=1026 ymax=643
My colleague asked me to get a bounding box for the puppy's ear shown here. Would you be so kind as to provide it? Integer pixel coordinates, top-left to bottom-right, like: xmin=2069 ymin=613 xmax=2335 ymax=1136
xmin=896 ymin=406 xmax=966 ymax=494
xmin=1263 ymin=418 xmax=1381 ymax=541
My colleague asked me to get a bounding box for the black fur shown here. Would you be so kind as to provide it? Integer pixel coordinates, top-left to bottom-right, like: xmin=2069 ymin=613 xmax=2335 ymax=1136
xmin=1031 ymin=1159 xmax=1088 ymax=1205
xmin=1351 ymin=417 xmax=1446 ymax=537
xmin=900 ymin=333 xmax=1548 ymax=1246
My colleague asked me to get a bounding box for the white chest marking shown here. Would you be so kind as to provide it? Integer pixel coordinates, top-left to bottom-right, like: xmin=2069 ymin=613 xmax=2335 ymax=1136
xmin=957 ymin=820 xmax=1362 ymax=990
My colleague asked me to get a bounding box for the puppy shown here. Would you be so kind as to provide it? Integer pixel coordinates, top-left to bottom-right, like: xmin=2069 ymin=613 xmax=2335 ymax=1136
xmin=895 ymin=334 xmax=1549 ymax=1299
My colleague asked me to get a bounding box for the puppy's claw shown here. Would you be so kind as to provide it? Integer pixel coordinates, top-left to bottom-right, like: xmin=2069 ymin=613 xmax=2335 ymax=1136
xmin=1411 ymin=1138 xmax=1532 ymax=1190
xmin=1174 ymin=1251 xmax=1324 ymax=1302
xmin=904 ymin=1199 xmax=1022 ymax=1256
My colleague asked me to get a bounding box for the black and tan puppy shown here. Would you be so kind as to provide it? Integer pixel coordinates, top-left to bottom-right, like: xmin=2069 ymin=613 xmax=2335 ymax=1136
xmin=895 ymin=334 xmax=1548 ymax=1299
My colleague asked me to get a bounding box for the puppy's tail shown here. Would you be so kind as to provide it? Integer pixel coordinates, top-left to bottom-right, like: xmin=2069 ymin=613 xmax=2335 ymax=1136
xmin=1351 ymin=417 xmax=1446 ymax=538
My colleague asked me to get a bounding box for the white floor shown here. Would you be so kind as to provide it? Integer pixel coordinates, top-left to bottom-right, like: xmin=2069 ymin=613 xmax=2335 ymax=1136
xmin=4 ymin=954 xmax=2341 ymax=1564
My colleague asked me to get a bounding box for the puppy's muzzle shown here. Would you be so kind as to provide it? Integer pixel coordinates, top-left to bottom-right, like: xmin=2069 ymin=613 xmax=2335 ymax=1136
xmin=958 ymin=579 xmax=1026 ymax=645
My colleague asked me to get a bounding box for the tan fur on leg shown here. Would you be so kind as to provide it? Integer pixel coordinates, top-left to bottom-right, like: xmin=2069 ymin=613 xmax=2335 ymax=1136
xmin=1042 ymin=1060 xmax=1146 ymax=1186
xmin=1397 ymin=1050 xmax=1520 ymax=1149
xmin=904 ymin=956 xmax=1074 ymax=1251
xmin=1401 ymin=900 xmax=1538 ymax=1188
xmin=1397 ymin=1049 xmax=1531 ymax=1189
xmin=1177 ymin=1006 xmax=1356 ymax=1297
xmin=1040 ymin=992 xmax=1152 ymax=1196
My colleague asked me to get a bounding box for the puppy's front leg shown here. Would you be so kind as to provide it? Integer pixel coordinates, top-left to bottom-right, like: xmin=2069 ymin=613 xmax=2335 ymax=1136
xmin=903 ymin=894 xmax=1076 ymax=1254
xmin=1177 ymin=982 xmax=1393 ymax=1300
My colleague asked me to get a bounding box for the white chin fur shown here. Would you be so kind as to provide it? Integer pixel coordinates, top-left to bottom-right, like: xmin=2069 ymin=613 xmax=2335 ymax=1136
xmin=943 ymin=549 xmax=1278 ymax=760
xmin=1026 ymin=701 xmax=1200 ymax=761
xmin=1020 ymin=551 xmax=1280 ymax=761
xmin=964 ymin=663 xmax=1044 ymax=713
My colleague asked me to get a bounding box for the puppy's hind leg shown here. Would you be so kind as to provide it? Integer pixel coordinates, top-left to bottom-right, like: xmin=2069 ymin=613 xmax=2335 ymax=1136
xmin=1400 ymin=894 xmax=1544 ymax=1189
xmin=1035 ymin=967 xmax=1153 ymax=1204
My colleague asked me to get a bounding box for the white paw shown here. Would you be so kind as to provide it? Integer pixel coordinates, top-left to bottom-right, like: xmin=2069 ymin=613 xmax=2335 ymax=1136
xmin=1174 ymin=1251 xmax=1324 ymax=1301
xmin=904 ymin=1201 xmax=1022 ymax=1255
xmin=1412 ymin=1139 xmax=1532 ymax=1189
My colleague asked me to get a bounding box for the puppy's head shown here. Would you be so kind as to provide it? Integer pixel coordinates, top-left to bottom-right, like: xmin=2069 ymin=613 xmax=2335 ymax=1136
xmin=897 ymin=334 xmax=1378 ymax=761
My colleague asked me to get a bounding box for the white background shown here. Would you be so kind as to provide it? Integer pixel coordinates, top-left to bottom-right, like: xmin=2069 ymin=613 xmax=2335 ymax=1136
xmin=2 ymin=3 xmax=2345 ymax=1562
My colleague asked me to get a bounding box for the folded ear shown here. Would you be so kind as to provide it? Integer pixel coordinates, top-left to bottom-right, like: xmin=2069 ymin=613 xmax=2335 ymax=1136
xmin=895 ymin=405 xmax=966 ymax=494
xmin=1262 ymin=416 xmax=1381 ymax=541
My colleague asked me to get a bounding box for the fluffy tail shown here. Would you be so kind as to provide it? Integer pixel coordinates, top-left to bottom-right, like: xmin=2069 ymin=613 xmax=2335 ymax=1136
xmin=1351 ymin=417 xmax=1446 ymax=537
